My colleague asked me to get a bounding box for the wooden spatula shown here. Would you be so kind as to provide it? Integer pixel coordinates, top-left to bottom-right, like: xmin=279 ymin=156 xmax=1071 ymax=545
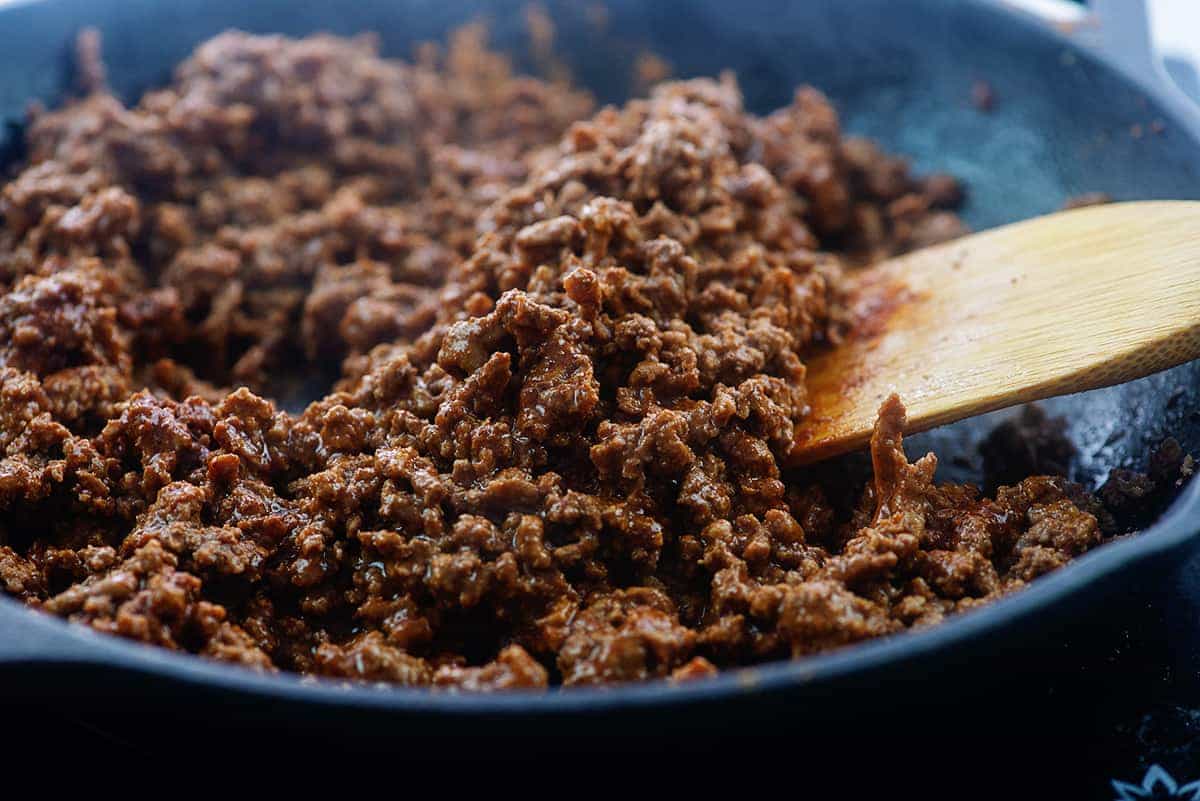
xmin=789 ymin=200 xmax=1200 ymax=464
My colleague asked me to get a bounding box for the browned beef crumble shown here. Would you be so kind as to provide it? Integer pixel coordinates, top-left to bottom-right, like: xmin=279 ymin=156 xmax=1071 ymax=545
xmin=0 ymin=28 xmax=1186 ymax=691
xmin=1062 ymin=191 xmax=1113 ymax=210
xmin=980 ymin=405 xmax=1077 ymax=493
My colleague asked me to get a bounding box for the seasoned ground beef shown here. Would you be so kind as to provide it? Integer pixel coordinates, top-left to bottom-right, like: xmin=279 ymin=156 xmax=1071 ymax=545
xmin=0 ymin=27 xmax=1187 ymax=690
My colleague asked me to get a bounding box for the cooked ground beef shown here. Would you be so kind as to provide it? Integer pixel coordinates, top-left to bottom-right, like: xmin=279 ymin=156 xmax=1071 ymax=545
xmin=0 ymin=27 xmax=1187 ymax=691
xmin=1063 ymin=191 xmax=1113 ymax=210
xmin=980 ymin=405 xmax=1077 ymax=493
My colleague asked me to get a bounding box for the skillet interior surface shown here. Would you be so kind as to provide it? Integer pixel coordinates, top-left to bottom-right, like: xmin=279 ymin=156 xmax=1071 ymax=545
xmin=1 ymin=0 xmax=1199 ymax=719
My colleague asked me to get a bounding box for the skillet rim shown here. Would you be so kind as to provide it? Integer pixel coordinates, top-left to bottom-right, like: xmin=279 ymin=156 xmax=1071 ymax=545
xmin=1 ymin=0 xmax=1199 ymax=715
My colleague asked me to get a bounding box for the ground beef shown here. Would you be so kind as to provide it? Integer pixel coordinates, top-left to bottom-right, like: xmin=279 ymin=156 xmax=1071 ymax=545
xmin=0 ymin=26 xmax=1186 ymax=690
xmin=979 ymin=405 xmax=1076 ymax=493
xmin=1063 ymin=192 xmax=1112 ymax=210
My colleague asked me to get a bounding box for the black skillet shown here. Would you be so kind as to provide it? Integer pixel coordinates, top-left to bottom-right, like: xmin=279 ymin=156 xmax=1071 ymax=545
xmin=1 ymin=0 xmax=1200 ymax=742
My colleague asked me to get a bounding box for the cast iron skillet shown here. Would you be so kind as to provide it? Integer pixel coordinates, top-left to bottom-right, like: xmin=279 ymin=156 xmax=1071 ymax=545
xmin=1 ymin=0 xmax=1199 ymax=734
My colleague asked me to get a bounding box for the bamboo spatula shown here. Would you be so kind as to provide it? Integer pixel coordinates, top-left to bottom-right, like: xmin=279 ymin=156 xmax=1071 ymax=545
xmin=789 ymin=200 xmax=1200 ymax=464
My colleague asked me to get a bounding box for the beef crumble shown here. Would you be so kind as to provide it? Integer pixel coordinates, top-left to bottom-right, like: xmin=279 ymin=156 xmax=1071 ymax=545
xmin=0 ymin=28 xmax=1186 ymax=690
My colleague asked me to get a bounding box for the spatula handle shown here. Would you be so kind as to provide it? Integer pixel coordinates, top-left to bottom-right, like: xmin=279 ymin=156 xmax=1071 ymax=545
xmin=792 ymin=201 xmax=1200 ymax=464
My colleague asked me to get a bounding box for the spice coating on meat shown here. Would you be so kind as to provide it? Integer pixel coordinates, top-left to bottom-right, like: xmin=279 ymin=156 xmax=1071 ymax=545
xmin=0 ymin=27 xmax=1183 ymax=690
